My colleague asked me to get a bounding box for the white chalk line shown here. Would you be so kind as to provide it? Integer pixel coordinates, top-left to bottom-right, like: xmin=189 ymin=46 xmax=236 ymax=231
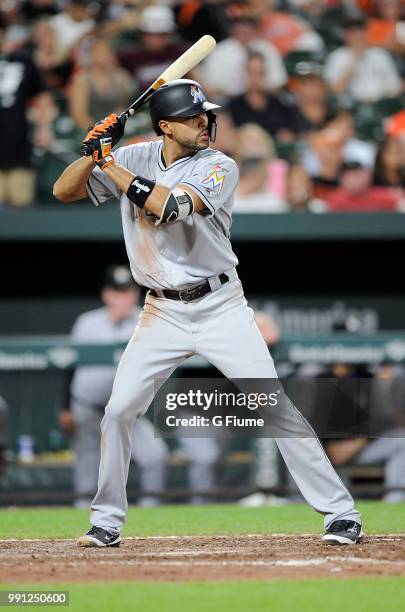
xmin=0 ymin=535 xmax=309 ymax=543
xmin=1 ymin=534 xmax=405 ymax=544
xmin=137 ymin=549 xmax=250 ymax=556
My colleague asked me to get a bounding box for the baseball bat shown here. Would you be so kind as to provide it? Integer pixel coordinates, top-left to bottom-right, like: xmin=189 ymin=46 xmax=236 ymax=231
xmin=81 ymin=34 xmax=217 ymax=156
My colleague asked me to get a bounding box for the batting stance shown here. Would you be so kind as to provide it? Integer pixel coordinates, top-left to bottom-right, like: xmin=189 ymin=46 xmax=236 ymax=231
xmin=54 ymin=79 xmax=363 ymax=547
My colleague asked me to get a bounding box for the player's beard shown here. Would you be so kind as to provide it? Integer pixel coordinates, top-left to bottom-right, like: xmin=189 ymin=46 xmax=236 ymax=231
xmin=176 ymin=133 xmax=209 ymax=153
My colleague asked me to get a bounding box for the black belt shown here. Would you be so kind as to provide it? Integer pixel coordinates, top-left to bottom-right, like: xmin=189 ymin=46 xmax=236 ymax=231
xmin=150 ymin=273 xmax=229 ymax=303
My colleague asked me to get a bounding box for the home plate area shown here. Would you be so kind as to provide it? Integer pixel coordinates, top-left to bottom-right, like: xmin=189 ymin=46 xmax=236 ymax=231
xmin=2 ymin=534 xmax=405 ymax=583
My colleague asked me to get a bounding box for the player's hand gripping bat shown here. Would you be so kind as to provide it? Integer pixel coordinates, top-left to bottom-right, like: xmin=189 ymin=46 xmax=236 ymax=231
xmin=80 ymin=34 xmax=217 ymax=157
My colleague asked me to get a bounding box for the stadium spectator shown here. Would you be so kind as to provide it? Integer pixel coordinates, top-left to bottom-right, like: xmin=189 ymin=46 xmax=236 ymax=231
xmin=287 ymin=0 xmax=338 ymax=17
xmin=302 ymin=111 xmax=376 ymax=198
xmin=233 ymin=123 xmax=289 ymax=212
xmin=373 ymin=137 xmax=405 ymax=187
xmin=0 ymin=11 xmax=30 ymax=54
xmin=324 ymin=14 xmax=402 ymax=102
xmin=289 ymin=61 xmax=337 ymax=134
xmin=68 ymin=37 xmax=134 ymax=131
xmin=59 ymin=265 xmax=169 ymax=508
xmin=118 ymin=5 xmax=187 ymax=94
xmin=95 ymin=2 xmax=141 ymax=44
xmin=287 ymin=0 xmax=345 ymax=49
xmin=174 ymin=0 xmax=231 ymax=44
xmin=367 ymin=0 xmax=405 ymax=55
xmin=326 ymin=159 xmax=404 ymax=211
xmin=199 ymin=16 xmax=287 ymax=99
xmin=226 ymin=51 xmax=297 ymax=141
xmin=286 ymin=164 xmax=327 ymax=212
xmin=0 ymin=14 xmax=55 ymax=207
xmin=30 ymin=19 xmax=73 ymax=91
xmin=356 ymin=0 xmax=377 ymax=14
xmin=248 ymin=0 xmax=325 ymax=56
xmin=48 ymin=0 xmax=94 ymax=57
xmin=385 ymin=109 xmax=405 ymax=149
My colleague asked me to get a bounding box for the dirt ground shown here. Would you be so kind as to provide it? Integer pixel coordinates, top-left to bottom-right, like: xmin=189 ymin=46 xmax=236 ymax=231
xmin=1 ymin=534 xmax=405 ymax=583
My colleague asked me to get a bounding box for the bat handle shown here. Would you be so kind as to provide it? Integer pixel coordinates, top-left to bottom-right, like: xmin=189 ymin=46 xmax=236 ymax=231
xmin=119 ymin=111 xmax=130 ymax=123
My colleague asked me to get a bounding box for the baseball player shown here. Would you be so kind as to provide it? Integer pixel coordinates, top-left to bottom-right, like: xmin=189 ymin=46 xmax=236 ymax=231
xmin=53 ymin=78 xmax=363 ymax=547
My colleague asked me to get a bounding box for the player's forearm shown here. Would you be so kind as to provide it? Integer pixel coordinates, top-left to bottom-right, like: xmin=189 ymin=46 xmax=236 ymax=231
xmin=101 ymin=162 xmax=204 ymax=220
xmin=53 ymin=157 xmax=96 ymax=202
xmin=102 ymin=162 xmax=170 ymax=215
xmin=101 ymin=162 xmax=134 ymax=192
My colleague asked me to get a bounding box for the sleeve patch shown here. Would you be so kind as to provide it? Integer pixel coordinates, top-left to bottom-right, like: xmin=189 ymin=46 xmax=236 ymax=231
xmin=201 ymin=165 xmax=226 ymax=194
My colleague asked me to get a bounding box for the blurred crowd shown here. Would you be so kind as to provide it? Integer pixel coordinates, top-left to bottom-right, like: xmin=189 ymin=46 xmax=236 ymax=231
xmin=0 ymin=0 xmax=404 ymax=211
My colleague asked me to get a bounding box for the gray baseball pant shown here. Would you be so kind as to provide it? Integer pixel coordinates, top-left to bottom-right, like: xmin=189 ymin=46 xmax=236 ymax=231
xmin=90 ymin=277 xmax=361 ymax=531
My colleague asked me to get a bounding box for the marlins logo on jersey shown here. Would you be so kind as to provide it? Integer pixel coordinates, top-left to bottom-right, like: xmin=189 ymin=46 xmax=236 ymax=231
xmin=201 ymin=165 xmax=226 ymax=193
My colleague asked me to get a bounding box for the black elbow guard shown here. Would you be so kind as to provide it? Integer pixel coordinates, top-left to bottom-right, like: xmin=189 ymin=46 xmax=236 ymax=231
xmin=127 ymin=176 xmax=156 ymax=208
xmin=154 ymin=188 xmax=194 ymax=225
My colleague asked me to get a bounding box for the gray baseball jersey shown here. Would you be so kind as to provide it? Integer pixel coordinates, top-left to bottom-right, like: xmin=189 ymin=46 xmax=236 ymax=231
xmin=86 ymin=141 xmax=239 ymax=290
xmin=70 ymin=307 xmax=140 ymax=407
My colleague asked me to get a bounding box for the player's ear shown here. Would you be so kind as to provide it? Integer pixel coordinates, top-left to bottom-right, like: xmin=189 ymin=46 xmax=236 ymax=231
xmin=159 ymin=119 xmax=173 ymax=136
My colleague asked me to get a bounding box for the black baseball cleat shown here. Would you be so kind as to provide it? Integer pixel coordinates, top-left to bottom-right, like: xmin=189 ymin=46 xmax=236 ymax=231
xmin=77 ymin=526 xmax=121 ymax=548
xmin=322 ymin=520 xmax=363 ymax=545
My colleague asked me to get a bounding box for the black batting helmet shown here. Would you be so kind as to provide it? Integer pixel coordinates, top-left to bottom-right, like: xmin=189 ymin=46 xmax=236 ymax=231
xmin=149 ymin=79 xmax=220 ymax=142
